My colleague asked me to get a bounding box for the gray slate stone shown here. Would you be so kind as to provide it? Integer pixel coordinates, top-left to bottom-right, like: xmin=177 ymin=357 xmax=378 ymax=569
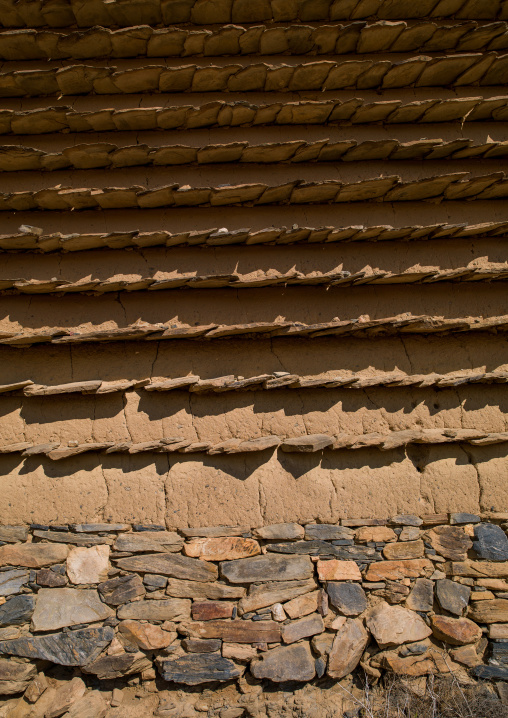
xmin=473 ymin=523 xmax=508 ymax=561
xmin=83 ymin=652 xmax=151 ymax=679
xmin=220 ymin=555 xmax=313 ymax=584
xmin=71 ymin=524 xmax=130 ymax=532
xmin=390 ymin=515 xmax=423 ymax=527
xmin=117 ymin=598 xmax=190 ymax=621
xmin=113 ymin=531 xmax=183 ymax=553
xmin=158 ymin=653 xmax=242 ymax=685
xmin=250 ymin=643 xmax=315 ymax=682
xmin=473 ymin=664 xmax=508 ymax=681
xmin=0 ymin=526 xmax=29 ymax=543
xmin=0 ymin=569 xmax=29 ymax=596
xmin=32 ymin=530 xmax=113 ymax=546
xmin=406 ymin=578 xmax=434 ymax=612
xmin=98 ymin=574 xmax=145 ymax=605
xmin=266 ymin=540 xmax=344 ymax=556
xmin=253 ymin=524 xmax=304 ymax=540
xmin=0 ymin=626 xmax=114 ymax=666
xmin=0 ymin=595 xmax=35 ymax=626
xmin=115 ymin=553 xmax=218 ymax=582
xmin=304 ymin=525 xmax=354 ymax=541
xmin=436 ymin=579 xmax=471 ymax=616
xmin=31 ymin=588 xmax=114 ymax=631
xmin=450 ymin=513 xmax=481 ymax=525
xmin=326 ymin=583 xmax=367 ymax=616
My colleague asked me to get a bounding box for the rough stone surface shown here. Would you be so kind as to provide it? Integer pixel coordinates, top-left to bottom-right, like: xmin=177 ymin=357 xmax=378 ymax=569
xmin=326 ymin=583 xmax=367 ymax=616
xmin=327 ymin=618 xmax=369 ymax=679
xmin=0 ymin=658 xmax=37 ymax=695
xmin=253 ymin=524 xmax=304 ymax=540
xmin=66 ymin=545 xmax=110 ymax=585
xmin=192 ymin=601 xmax=234 ymax=621
xmin=0 ymin=570 xmax=29 ymax=596
xmin=0 ymin=627 xmax=114 ymax=665
xmin=118 ymin=620 xmax=176 ymax=650
xmin=180 ymin=620 xmax=281 ymax=644
xmin=184 ymin=537 xmax=260 ymax=561
xmin=365 ymin=559 xmax=433 ymax=582
xmin=114 ymin=531 xmax=183 ymax=553
xmin=383 ymin=540 xmax=425 ymax=560
xmin=317 ymin=560 xmax=361 ymax=581
xmin=116 ymin=553 xmax=219 ymax=582
xmin=251 ymin=643 xmax=315 ymax=682
xmin=427 ymin=526 xmax=473 ymax=561
xmin=82 ymin=652 xmax=152 ymax=680
xmin=468 ymin=599 xmax=508 ymax=623
xmin=356 ymin=526 xmax=397 ymax=543
xmin=367 ymin=602 xmax=432 ymax=647
xmin=281 ymin=613 xmax=324 ymax=644
xmin=239 ymin=578 xmax=317 ymax=613
xmin=405 ymin=578 xmax=434 ymax=612
xmin=117 ymin=599 xmax=191 ymax=621
xmin=431 ymin=615 xmax=482 ymax=645
xmin=167 ymin=578 xmax=245 ymax=601
xmin=98 ymin=574 xmax=146 ymax=605
xmin=158 ymin=654 xmax=242 ymax=685
xmin=0 ymin=595 xmax=35 ymax=626
xmin=473 ymin=523 xmax=508 ymax=561
xmin=32 ymin=588 xmax=114 ymax=631
xmin=0 ymin=543 xmax=68 ymax=568
xmin=435 ymin=579 xmax=471 ymax=616
xmin=221 ymin=555 xmax=313 ymax=583
xmin=283 ymin=590 xmax=320 ymax=619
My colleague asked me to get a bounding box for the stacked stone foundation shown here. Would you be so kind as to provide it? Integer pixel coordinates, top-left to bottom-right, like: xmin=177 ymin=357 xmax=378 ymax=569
xmin=0 ymin=514 xmax=507 ymax=715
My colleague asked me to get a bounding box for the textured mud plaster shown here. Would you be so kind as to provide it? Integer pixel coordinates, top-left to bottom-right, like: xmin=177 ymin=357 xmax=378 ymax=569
xmin=466 ymin=445 xmax=508 ymax=512
xmin=101 ymin=456 xmax=167 ymax=525
xmin=0 ymin=459 xmax=107 ymax=525
xmin=415 ymin=445 xmax=481 ymax=514
xmin=165 ymin=460 xmax=264 ymax=528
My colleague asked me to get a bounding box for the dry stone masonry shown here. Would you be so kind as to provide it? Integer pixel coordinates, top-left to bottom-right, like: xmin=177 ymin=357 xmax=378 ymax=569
xmin=0 ymin=0 xmax=508 ymax=711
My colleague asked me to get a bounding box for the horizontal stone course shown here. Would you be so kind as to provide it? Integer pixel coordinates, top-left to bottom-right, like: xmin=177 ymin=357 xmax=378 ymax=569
xmin=0 ymin=516 xmax=505 ymax=696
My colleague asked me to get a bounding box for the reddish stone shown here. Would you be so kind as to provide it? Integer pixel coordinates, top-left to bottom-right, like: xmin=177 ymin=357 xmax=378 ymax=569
xmin=191 ymin=601 xmax=234 ymax=621
xmin=431 ymin=615 xmax=482 ymax=645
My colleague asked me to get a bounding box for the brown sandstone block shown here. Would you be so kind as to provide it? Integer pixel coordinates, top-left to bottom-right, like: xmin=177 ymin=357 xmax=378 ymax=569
xmin=191 ymin=601 xmax=235 ymax=621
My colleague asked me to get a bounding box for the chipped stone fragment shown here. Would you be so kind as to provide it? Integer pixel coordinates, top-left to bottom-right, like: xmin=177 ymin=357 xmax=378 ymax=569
xmin=367 ymin=602 xmax=432 ymax=647
xmin=427 ymin=526 xmax=472 ymax=561
xmin=0 ymin=658 xmax=37 ymax=695
xmin=405 ymin=578 xmax=434 ymax=612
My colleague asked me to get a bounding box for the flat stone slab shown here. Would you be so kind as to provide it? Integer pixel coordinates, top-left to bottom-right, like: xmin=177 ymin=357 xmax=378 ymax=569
xmin=113 ymin=531 xmax=183 ymax=553
xmin=251 ymin=643 xmax=315 ymax=682
xmin=115 ymin=553 xmax=218 ymax=582
xmin=32 ymin=588 xmax=114 ymax=631
xmin=0 ymin=543 xmax=68 ymax=568
xmin=0 ymin=626 xmax=114 ymax=665
xmin=220 ymin=554 xmax=313 ymax=583
xmin=98 ymin=574 xmax=145 ymax=605
xmin=328 ymin=618 xmax=369 ymax=679
xmin=180 ymin=619 xmax=281 ymax=644
xmin=117 ymin=598 xmax=191 ymax=621
xmin=0 ymin=595 xmax=35 ymax=626
xmin=239 ymin=578 xmax=317 ymax=613
xmin=166 ymin=578 xmax=245 ymax=600
xmin=473 ymin=664 xmax=508 ymax=681
xmin=158 ymin=653 xmax=243 ymax=685
xmin=83 ymin=652 xmax=152 ymax=679
xmin=0 ymin=569 xmax=29 ymax=596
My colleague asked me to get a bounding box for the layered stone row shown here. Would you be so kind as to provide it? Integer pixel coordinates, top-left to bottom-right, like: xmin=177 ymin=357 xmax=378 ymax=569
xmin=1 ymin=95 xmax=506 ymax=136
xmin=1 ymin=54 xmax=507 ymax=98
xmin=4 ymin=366 xmax=508 ymax=398
xmin=0 ymin=0 xmax=505 ymax=29
xmin=2 ymin=313 xmax=508 ymax=348
xmin=2 ymin=20 xmax=508 ymax=61
xmin=1 ymin=172 xmax=508 ymax=214
xmin=2 ymin=220 xmax=507 ymax=252
xmin=0 ymin=514 xmax=507 ymax=704
xmin=4 ymin=135 xmax=508 ymax=174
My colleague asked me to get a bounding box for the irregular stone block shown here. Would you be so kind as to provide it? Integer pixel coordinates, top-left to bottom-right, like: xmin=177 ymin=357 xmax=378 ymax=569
xmin=116 ymin=553 xmax=219 ymax=582
xmin=0 ymin=543 xmax=68 ymax=568
xmin=317 ymin=560 xmax=361 ymax=581
xmin=327 ymin=618 xmax=369 ymax=679
xmin=326 ymin=583 xmax=367 ymax=616
xmin=253 ymin=523 xmax=304 ymax=540
xmin=180 ymin=619 xmax=280 ymax=643
xmin=0 ymin=594 xmax=35 ymax=626
xmin=473 ymin=523 xmax=508 ymax=561
xmin=67 ymin=545 xmax=109 ymax=585
xmin=166 ymin=578 xmax=245 ymax=601
xmin=251 ymin=643 xmax=315 ymax=682
xmin=450 ymin=513 xmax=481 ymax=525
xmin=36 ymin=568 xmax=67 ymax=587
xmin=220 ymin=554 xmax=312 ymax=583
xmin=430 ymin=615 xmax=482 ymax=645
xmin=222 ymin=642 xmax=257 ymax=661
xmin=265 ymin=540 xmax=343 ymax=556
xmin=435 ymin=579 xmax=470 ymax=615
xmin=0 ymin=658 xmax=37 ymax=695
xmin=282 ymin=613 xmax=324 ymax=644
xmin=0 ymin=627 xmax=114 ymax=665
xmin=83 ymin=652 xmax=152 ymax=680
xmin=304 ymin=524 xmax=354 ymax=540
xmin=405 ymin=578 xmax=434 ymax=612
xmin=427 ymin=526 xmax=472 ymax=561
xmin=98 ymin=574 xmax=145 ymax=605
xmin=182 ymin=638 xmax=221 ymax=653
xmin=366 ymin=602 xmax=432 ymax=647
xmin=0 ymin=526 xmax=29 ymax=543
xmin=239 ymin=578 xmax=317 ymax=613
xmin=117 ymin=599 xmax=191 ymax=621
xmin=113 ymin=531 xmax=183 ymax=553
xmin=284 ymin=590 xmax=320 ymax=619
xmin=184 ymin=537 xmax=260 ymax=561
xmin=33 ymin=531 xmax=113 ymax=546
xmin=118 ymin=620 xmax=176 ymax=650
xmin=356 ymin=526 xmax=397 ymax=543
xmin=365 ymin=559 xmax=433 ymax=582
xmin=192 ymin=601 xmax=234 ymax=620
xmin=158 ymin=653 xmax=242 ymax=685
xmin=0 ymin=569 xmax=29 ymax=596
xmin=383 ymin=540 xmax=425 ymax=560
xmin=31 ymin=588 xmax=114 ymax=631
xmin=473 ymin=664 xmax=508 ymax=681
xmin=451 ymin=561 xmax=508 ymax=578
xmin=468 ymin=599 xmax=508 ymax=623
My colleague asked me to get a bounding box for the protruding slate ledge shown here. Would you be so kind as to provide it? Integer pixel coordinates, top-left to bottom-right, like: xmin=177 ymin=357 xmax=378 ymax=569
xmin=1 ymin=21 xmax=508 ymax=61
xmin=0 ymin=0 xmax=506 ymax=30
xmin=2 ymin=313 xmax=508 ymax=348
xmin=0 ymin=54 xmax=507 ymax=98
xmin=2 ymin=221 xmax=508 ymax=253
xmin=3 ymin=265 xmax=508 ymax=296
xmin=5 ymin=367 xmax=508 ymax=399
xmin=1 ymin=173 xmax=508 ymax=212
xmin=4 ymin=135 xmax=508 ymax=173
xmin=1 ymin=96 xmax=507 ymax=137
xmin=3 ymin=428 xmax=508 ymax=461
